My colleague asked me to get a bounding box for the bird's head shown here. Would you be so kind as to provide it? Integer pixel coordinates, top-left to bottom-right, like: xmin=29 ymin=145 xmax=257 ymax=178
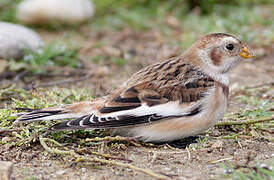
xmin=185 ymin=33 xmax=255 ymax=74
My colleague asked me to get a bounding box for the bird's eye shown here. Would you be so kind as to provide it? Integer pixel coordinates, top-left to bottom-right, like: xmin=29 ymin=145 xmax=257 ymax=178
xmin=226 ymin=44 xmax=234 ymax=51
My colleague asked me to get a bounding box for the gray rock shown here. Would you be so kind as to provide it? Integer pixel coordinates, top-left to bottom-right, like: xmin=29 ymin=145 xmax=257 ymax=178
xmin=0 ymin=161 xmax=13 ymax=180
xmin=0 ymin=22 xmax=43 ymax=59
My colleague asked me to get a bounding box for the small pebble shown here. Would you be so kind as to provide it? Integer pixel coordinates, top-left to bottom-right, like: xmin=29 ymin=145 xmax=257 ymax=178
xmin=81 ymin=167 xmax=86 ymax=173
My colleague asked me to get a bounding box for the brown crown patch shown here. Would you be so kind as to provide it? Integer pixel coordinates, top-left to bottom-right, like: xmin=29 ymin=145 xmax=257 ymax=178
xmin=196 ymin=33 xmax=240 ymax=49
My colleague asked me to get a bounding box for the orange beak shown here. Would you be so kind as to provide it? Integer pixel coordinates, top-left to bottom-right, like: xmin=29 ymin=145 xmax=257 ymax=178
xmin=239 ymin=46 xmax=255 ymax=59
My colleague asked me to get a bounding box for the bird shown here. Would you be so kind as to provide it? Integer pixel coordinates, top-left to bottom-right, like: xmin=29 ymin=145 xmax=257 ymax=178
xmin=14 ymin=33 xmax=255 ymax=142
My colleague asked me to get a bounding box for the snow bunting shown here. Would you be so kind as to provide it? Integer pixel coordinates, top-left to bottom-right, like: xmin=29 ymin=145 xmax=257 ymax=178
xmin=14 ymin=33 xmax=255 ymax=142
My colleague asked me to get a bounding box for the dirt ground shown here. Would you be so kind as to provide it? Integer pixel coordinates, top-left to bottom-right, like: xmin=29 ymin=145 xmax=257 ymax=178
xmin=1 ymin=27 xmax=273 ymax=180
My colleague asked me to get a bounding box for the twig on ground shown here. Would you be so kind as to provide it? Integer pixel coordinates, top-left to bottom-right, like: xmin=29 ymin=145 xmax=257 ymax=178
xmin=148 ymin=150 xmax=187 ymax=154
xmin=42 ymin=137 xmax=65 ymax=147
xmin=210 ymin=157 xmax=233 ymax=164
xmin=39 ymin=136 xmax=170 ymax=180
xmin=86 ymin=136 xmax=135 ymax=142
xmin=76 ymin=148 xmax=132 ymax=162
xmin=186 ymin=147 xmax=191 ymax=161
xmin=238 ymin=141 xmax=243 ymax=148
xmin=40 ymin=136 xmax=73 ymax=155
xmin=86 ymin=136 xmax=141 ymax=147
xmin=216 ymin=116 xmax=274 ymax=126
xmin=90 ymin=151 xmax=132 ymax=162
xmin=165 ymin=143 xmax=179 ymax=150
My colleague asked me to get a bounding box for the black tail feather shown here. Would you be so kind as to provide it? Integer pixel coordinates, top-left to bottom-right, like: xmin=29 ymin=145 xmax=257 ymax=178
xmin=14 ymin=110 xmax=64 ymax=123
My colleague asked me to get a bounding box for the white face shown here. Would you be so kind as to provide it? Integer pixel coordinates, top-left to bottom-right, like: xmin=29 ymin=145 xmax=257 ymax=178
xmin=215 ymin=36 xmax=242 ymax=72
xmin=198 ymin=36 xmax=252 ymax=74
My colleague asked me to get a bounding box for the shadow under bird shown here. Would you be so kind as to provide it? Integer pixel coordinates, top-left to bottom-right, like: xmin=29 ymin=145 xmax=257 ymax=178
xmin=14 ymin=33 xmax=255 ymax=142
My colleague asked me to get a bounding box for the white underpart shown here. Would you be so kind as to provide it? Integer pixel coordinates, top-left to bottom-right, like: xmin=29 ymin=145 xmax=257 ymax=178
xmin=120 ymin=86 xmax=227 ymax=142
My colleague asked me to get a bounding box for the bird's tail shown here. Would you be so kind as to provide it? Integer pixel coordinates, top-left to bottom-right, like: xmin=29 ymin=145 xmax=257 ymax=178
xmin=13 ymin=101 xmax=98 ymax=123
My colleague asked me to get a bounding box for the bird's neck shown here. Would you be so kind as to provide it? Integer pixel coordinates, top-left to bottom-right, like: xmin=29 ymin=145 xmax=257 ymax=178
xmin=180 ymin=48 xmax=230 ymax=87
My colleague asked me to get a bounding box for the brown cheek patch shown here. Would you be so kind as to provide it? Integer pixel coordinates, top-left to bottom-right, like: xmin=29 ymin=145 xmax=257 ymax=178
xmin=210 ymin=49 xmax=222 ymax=66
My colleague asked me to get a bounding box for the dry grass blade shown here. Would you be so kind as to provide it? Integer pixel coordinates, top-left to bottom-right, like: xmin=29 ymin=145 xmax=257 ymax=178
xmin=86 ymin=136 xmax=141 ymax=146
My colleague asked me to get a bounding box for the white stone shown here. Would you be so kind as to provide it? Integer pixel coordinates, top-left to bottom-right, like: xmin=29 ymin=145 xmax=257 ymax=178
xmin=17 ymin=0 xmax=95 ymax=25
xmin=0 ymin=22 xmax=43 ymax=59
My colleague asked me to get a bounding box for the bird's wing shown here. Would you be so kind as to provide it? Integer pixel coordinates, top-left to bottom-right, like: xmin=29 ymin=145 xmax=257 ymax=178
xmin=52 ymin=73 xmax=215 ymax=130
